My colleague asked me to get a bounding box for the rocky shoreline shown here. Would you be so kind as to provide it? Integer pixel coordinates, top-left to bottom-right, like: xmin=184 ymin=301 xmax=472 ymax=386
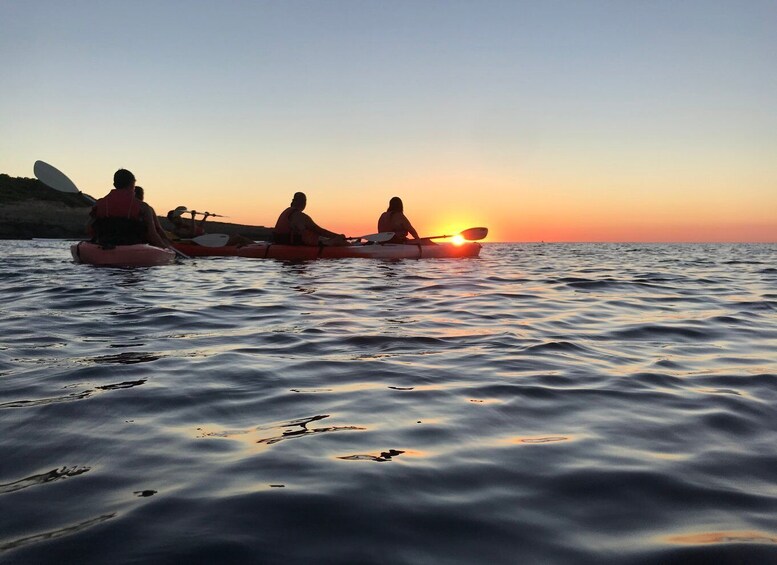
xmin=0 ymin=173 xmax=272 ymax=241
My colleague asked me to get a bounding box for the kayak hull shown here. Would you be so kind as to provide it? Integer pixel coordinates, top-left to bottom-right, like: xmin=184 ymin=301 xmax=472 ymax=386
xmin=172 ymin=241 xmax=482 ymax=259
xmin=71 ymin=242 xmax=177 ymax=267
xmin=172 ymin=242 xmax=243 ymax=257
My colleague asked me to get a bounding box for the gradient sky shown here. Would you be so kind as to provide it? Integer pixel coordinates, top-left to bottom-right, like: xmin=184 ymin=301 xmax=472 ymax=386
xmin=2 ymin=0 xmax=775 ymax=242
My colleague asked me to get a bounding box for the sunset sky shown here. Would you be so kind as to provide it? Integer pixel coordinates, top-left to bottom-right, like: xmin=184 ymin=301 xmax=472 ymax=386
xmin=2 ymin=1 xmax=775 ymax=242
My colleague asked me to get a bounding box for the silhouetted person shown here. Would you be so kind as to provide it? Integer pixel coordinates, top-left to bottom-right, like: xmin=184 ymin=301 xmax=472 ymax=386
xmin=88 ymin=169 xmax=169 ymax=248
xmin=378 ymin=196 xmax=420 ymax=243
xmin=274 ymin=192 xmax=347 ymax=246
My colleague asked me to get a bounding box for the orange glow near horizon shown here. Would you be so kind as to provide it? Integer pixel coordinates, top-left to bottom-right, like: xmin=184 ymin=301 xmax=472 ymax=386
xmin=141 ymin=190 xmax=777 ymax=243
xmin=11 ymin=157 xmax=776 ymax=244
xmin=5 ymin=2 xmax=776 ymax=245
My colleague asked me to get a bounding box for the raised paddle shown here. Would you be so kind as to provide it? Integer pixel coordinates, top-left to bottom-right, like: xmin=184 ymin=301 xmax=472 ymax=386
xmin=34 ymin=160 xmax=191 ymax=259
xmin=34 ymin=160 xmax=96 ymax=203
xmin=348 ymin=232 xmax=395 ymax=243
xmin=418 ymin=227 xmax=489 ymax=241
xmin=174 ymin=207 xmax=228 ymax=218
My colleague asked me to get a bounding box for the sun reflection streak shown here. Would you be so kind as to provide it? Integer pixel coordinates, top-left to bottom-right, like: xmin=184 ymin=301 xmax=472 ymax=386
xmin=665 ymin=531 xmax=777 ymax=545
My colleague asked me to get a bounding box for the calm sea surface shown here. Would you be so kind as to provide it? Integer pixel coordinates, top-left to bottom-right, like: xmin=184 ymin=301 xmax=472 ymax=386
xmin=1 ymin=240 xmax=776 ymax=564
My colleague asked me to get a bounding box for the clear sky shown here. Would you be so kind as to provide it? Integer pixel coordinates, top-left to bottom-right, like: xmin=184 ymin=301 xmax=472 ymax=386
xmin=2 ymin=0 xmax=775 ymax=242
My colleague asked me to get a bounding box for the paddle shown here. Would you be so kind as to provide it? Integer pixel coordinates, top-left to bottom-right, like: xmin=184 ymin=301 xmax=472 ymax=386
xmin=348 ymin=232 xmax=395 ymax=243
xmin=34 ymin=160 xmax=191 ymax=259
xmin=34 ymin=160 xmax=96 ymax=204
xmin=174 ymin=207 xmax=228 ymax=218
xmin=418 ymin=227 xmax=489 ymax=242
xmin=191 ymin=233 xmax=231 ymax=247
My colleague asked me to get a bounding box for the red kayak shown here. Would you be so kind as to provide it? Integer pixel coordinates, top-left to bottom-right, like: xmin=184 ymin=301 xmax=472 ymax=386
xmin=71 ymin=241 xmax=177 ymax=267
xmin=172 ymin=241 xmax=482 ymax=259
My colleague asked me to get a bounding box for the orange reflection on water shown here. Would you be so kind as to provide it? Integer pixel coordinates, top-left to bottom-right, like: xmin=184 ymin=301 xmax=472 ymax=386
xmin=193 ymin=414 xmax=367 ymax=454
xmin=468 ymin=398 xmax=502 ymax=404
xmin=506 ymin=435 xmax=576 ymax=445
xmin=665 ymin=531 xmax=777 ymax=545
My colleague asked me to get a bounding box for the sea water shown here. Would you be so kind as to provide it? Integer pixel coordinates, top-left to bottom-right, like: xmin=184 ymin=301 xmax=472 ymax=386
xmin=1 ymin=240 xmax=776 ymax=564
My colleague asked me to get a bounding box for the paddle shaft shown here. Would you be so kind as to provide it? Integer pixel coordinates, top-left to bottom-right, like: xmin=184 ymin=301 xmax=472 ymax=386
xmin=418 ymin=227 xmax=488 ymax=242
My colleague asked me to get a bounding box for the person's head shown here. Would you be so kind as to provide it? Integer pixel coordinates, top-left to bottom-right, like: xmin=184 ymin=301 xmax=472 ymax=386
xmin=291 ymin=192 xmax=307 ymax=210
xmin=134 ymin=186 xmax=144 ymax=201
xmin=167 ymin=209 xmax=184 ymax=225
xmin=113 ymin=169 xmax=136 ymax=190
xmin=387 ymin=196 xmax=403 ymax=213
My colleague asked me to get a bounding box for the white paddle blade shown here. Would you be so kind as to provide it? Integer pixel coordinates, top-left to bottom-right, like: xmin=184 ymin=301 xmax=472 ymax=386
xmin=351 ymin=232 xmax=394 ymax=243
xmin=192 ymin=233 xmax=230 ymax=247
xmin=34 ymin=160 xmax=80 ymax=193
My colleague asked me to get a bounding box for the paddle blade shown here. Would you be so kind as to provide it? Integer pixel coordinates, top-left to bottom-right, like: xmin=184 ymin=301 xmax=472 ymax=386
xmin=34 ymin=160 xmax=79 ymax=193
xmin=460 ymin=227 xmax=488 ymax=241
xmin=348 ymin=232 xmax=394 ymax=243
xmin=361 ymin=232 xmax=395 ymax=243
xmin=192 ymin=233 xmax=230 ymax=247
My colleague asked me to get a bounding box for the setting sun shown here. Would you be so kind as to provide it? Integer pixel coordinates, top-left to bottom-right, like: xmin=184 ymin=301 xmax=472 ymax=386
xmin=451 ymin=235 xmax=465 ymax=245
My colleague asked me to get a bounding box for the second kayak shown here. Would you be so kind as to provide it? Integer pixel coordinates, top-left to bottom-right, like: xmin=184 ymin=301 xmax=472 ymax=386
xmin=172 ymin=241 xmax=482 ymax=259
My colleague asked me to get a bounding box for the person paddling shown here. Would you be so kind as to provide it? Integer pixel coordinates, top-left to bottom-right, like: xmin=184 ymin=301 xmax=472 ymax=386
xmin=378 ymin=197 xmax=420 ymax=244
xmin=274 ymin=192 xmax=347 ymax=246
xmin=88 ymin=169 xmax=170 ymax=249
xmin=166 ymin=207 xmax=253 ymax=247
xmin=167 ymin=209 xmax=210 ymax=239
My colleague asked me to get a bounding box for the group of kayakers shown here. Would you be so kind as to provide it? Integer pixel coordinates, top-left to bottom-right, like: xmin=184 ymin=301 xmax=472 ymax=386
xmin=88 ymin=169 xmax=421 ymax=249
xmin=273 ymin=192 xmax=419 ymax=247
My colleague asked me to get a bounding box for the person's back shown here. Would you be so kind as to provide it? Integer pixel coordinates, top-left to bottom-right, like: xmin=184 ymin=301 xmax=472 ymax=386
xmin=273 ymin=205 xmax=303 ymax=244
xmin=378 ymin=197 xmax=419 ymax=243
xmin=274 ymin=192 xmax=346 ymax=246
xmin=89 ymin=169 xmax=170 ymax=249
xmin=91 ymin=169 xmax=146 ymax=245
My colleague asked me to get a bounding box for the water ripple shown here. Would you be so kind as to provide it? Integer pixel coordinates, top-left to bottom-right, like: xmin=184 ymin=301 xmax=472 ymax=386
xmin=2 ymin=241 xmax=776 ymax=563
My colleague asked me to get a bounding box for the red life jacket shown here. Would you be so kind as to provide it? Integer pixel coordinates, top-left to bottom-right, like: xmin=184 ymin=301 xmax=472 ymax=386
xmin=93 ymin=188 xmax=144 ymax=220
xmin=273 ymin=207 xmax=317 ymax=245
xmin=91 ymin=188 xmax=145 ymax=245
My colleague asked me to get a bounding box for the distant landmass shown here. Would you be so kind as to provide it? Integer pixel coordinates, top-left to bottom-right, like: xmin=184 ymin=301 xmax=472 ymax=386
xmin=0 ymin=173 xmax=273 ymax=241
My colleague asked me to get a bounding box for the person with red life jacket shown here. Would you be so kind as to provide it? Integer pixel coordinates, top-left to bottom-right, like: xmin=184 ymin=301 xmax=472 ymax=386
xmin=378 ymin=196 xmax=420 ymax=244
xmin=88 ymin=169 xmax=169 ymax=248
xmin=273 ymin=192 xmax=347 ymax=246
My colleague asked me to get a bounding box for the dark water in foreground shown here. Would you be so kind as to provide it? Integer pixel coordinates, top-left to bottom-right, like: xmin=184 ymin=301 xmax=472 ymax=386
xmin=1 ymin=241 xmax=776 ymax=564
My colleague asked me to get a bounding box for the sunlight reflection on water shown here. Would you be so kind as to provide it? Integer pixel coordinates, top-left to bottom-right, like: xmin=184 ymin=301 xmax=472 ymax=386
xmin=1 ymin=240 xmax=776 ymax=563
